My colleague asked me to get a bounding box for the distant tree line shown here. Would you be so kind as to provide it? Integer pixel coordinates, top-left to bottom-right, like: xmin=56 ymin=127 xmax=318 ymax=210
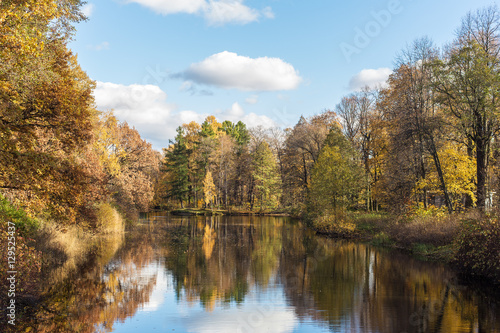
xmin=160 ymin=5 xmax=500 ymax=217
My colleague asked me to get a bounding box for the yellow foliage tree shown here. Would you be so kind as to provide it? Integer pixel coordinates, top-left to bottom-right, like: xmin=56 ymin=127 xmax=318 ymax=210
xmin=203 ymin=170 xmax=216 ymax=209
xmin=416 ymin=142 xmax=476 ymax=209
xmin=93 ymin=111 xmax=124 ymax=177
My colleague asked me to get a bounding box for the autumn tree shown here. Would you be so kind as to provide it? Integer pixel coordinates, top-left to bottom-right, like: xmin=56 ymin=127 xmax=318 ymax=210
xmin=432 ymin=5 xmax=500 ymax=209
xmin=399 ymin=38 xmax=453 ymax=213
xmin=281 ymin=111 xmax=337 ymax=209
xmin=0 ymin=0 xmax=106 ymax=223
xmin=251 ymin=142 xmax=282 ymax=211
xmin=377 ymin=38 xmax=455 ymax=212
xmin=336 ymin=95 xmax=360 ymax=142
xmin=201 ymin=115 xmax=222 ymax=138
xmin=336 ymin=88 xmax=379 ymax=211
xmin=111 ymin=122 xmax=160 ymax=218
xmin=308 ymin=126 xmax=363 ymax=214
xmin=212 ymin=134 xmax=236 ymax=208
xmin=203 ymin=170 xmax=216 ymax=209
xmin=94 ymin=112 xmax=124 ymax=178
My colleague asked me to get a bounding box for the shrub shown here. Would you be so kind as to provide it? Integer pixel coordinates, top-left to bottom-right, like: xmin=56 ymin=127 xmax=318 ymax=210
xmin=371 ymin=232 xmax=393 ymax=247
xmin=389 ymin=214 xmax=459 ymax=248
xmin=455 ymin=216 xmax=500 ymax=281
xmin=96 ymin=203 xmax=124 ymax=234
xmin=406 ymin=203 xmax=447 ymax=219
xmin=0 ymin=194 xmax=39 ymax=237
xmin=311 ymin=211 xmax=357 ymax=237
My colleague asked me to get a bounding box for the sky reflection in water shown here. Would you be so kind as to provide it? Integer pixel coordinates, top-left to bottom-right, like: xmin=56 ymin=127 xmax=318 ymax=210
xmin=30 ymin=215 xmax=500 ymax=333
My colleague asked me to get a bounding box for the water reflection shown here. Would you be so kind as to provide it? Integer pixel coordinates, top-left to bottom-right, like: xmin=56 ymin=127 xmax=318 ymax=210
xmin=13 ymin=215 xmax=500 ymax=332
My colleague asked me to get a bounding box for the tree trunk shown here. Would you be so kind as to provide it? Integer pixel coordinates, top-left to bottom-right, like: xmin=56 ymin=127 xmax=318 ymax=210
xmin=427 ymin=138 xmax=453 ymax=213
xmin=431 ymin=151 xmax=453 ymax=213
xmin=364 ymin=153 xmax=371 ymax=212
xmin=302 ymin=154 xmax=308 ymax=187
xmin=464 ymin=139 xmax=475 ymax=208
xmin=476 ymin=140 xmax=487 ymax=210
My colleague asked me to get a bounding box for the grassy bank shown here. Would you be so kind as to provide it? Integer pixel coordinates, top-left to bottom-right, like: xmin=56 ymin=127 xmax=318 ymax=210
xmin=308 ymin=209 xmax=500 ymax=284
xmin=0 ymin=198 xmax=125 ymax=322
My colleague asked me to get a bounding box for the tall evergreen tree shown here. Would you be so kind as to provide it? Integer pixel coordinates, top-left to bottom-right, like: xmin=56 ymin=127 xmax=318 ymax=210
xmin=165 ymin=127 xmax=190 ymax=208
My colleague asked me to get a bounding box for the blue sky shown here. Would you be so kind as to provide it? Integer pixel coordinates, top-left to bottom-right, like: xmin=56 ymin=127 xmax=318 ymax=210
xmin=70 ymin=0 xmax=498 ymax=150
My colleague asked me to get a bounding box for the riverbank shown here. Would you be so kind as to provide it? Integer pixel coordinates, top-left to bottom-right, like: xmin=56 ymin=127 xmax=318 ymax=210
xmin=308 ymin=209 xmax=500 ymax=285
xmin=167 ymin=207 xmax=290 ymax=217
xmin=311 ymin=212 xmax=455 ymax=260
xmin=0 ymin=198 xmax=126 ymax=327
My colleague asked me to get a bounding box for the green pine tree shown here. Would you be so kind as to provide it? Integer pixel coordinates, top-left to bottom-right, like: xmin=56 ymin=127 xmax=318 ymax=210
xmin=165 ymin=127 xmax=190 ymax=208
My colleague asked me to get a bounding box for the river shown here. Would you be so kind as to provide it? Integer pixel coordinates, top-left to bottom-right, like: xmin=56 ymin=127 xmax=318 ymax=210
xmin=17 ymin=214 xmax=500 ymax=332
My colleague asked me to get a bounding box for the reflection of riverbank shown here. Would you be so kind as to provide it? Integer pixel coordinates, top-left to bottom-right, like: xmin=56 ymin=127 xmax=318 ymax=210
xmin=309 ymin=211 xmax=500 ymax=288
xmin=38 ymin=225 xmax=124 ymax=287
xmin=8 ymin=215 xmax=500 ymax=333
xmin=6 ymin=221 xmax=161 ymax=333
xmin=159 ymin=215 xmax=500 ymax=332
xmin=279 ymin=238 xmax=495 ymax=332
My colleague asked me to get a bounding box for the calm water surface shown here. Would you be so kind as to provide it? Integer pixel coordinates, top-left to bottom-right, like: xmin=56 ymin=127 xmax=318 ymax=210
xmin=22 ymin=215 xmax=500 ymax=332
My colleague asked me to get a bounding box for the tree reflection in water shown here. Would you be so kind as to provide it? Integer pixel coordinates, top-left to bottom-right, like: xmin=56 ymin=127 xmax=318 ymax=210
xmin=13 ymin=215 xmax=500 ymax=333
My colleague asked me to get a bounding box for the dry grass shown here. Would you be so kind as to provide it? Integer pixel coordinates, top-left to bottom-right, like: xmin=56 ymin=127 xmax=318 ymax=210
xmin=312 ymin=211 xmax=357 ymax=237
xmin=389 ymin=214 xmax=461 ymax=248
xmin=96 ymin=203 xmax=124 ymax=234
xmin=36 ymin=221 xmax=95 ymax=284
xmin=36 ymin=204 xmax=124 ymax=284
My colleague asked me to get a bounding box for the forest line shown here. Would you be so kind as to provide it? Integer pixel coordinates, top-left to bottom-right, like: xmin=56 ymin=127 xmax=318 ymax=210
xmin=3 ymin=1 xmax=500 ymax=224
xmin=161 ymin=8 xmax=499 ymax=217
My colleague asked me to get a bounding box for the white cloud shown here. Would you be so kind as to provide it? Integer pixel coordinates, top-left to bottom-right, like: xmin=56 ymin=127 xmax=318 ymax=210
xmin=204 ymin=0 xmax=259 ymax=25
xmin=81 ymin=3 xmax=95 ymax=17
xmin=94 ymin=82 xmax=274 ymax=150
xmin=183 ymin=51 xmax=302 ymax=91
xmin=245 ymin=95 xmax=258 ymax=105
xmin=139 ymin=264 xmax=168 ymax=312
xmin=94 ymin=82 xmax=180 ymax=149
xmin=125 ymin=0 xmax=272 ymax=25
xmin=184 ymin=305 xmax=297 ymax=333
xmin=348 ymin=67 xmax=392 ymax=91
xmin=126 ymin=0 xmax=206 ymax=14
xmin=88 ymin=41 xmax=110 ymax=51
xmin=217 ymin=102 xmax=276 ymax=129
